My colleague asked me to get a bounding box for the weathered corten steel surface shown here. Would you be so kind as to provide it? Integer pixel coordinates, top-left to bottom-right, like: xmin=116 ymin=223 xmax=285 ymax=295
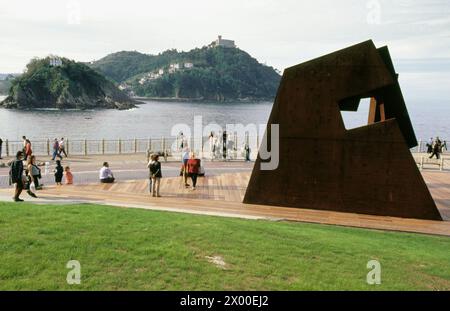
xmin=244 ymin=40 xmax=442 ymax=221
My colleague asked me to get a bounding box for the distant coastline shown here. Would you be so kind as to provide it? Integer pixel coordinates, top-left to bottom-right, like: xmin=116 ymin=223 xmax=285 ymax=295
xmin=133 ymin=96 xmax=274 ymax=103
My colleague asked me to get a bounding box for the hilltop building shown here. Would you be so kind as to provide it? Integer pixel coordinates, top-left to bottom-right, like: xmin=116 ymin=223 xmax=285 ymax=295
xmin=213 ymin=35 xmax=236 ymax=48
xmin=49 ymin=56 xmax=63 ymax=67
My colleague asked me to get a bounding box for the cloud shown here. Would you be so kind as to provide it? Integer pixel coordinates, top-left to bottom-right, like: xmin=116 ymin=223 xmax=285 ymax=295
xmin=0 ymin=0 xmax=449 ymax=73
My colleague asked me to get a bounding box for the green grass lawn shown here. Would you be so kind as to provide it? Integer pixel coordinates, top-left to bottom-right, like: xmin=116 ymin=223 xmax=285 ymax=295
xmin=0 ymin=201 xmax=449 ymax=290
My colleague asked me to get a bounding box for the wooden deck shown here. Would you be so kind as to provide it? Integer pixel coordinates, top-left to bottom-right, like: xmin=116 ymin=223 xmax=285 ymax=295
xmin=3 ymin=170 xmax=448 ymax=237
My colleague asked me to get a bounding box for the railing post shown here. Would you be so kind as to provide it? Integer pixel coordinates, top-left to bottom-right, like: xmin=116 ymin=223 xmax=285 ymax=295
xmin=66 ymin=139 xmax=70 ymax=156
xmin=201 ymin=136 xmax=204 ymax=159
xmin=440 ymin=158 xmax=444 ymax=171
xmin=102 ymin=139 xmax=105 ymax=154
xmin=84 ymin=139 xmax=87 ymax=156
xmin=162 ymin=136 xmax=166 ymax=162
xmin=234 ymin=132 xmax=238 ymax=159
xmin=256 ymin=131 xmax=260 ymax=150
xmin=417 ymin=139 xmax=422 ymax=153
xmin=134 ymin=138 xmax=137 ymax=153
xmin=118 ymin=139 xmax=122 ymax=154
xmin=420 ymin=156 xmax=424 ymax=170
xmin=5 ymin=139 xmax=9 ymax=157
xmin=47 ymin=139 xmax=50 ymax=156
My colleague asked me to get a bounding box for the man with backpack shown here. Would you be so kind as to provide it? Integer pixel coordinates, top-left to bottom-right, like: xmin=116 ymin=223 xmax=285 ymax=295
xmin=9 ymin=151 xmax=37 ymax=202
xmin=149 ymin=154 xmax=162 ymax=197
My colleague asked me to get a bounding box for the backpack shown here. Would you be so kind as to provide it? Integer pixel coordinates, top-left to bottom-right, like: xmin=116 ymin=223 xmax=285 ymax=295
xmin=33 ymin=164 xmax=42 ymax=179
xmin=149 ymin=162 xmax=159 ymax=177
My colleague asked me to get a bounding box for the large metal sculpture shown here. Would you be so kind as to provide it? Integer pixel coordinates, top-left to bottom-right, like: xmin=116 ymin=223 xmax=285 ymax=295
xmin=244 ymin=40 xmax=442 ymax=221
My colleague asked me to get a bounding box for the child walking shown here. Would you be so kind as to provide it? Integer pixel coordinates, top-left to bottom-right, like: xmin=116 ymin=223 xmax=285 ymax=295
xmin=54 ymin=160 xmax=64 ymax=185
xmin=65 ymin=166 xmax=73 ymax=185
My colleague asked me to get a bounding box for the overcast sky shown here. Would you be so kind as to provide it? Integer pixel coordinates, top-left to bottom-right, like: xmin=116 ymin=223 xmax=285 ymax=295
xmin=1 ymin=0 xmax=449 ymax=74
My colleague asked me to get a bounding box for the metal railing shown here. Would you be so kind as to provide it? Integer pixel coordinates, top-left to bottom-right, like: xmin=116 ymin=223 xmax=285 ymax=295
xmin=0 ymin=137 xmax=446 ymax=160
xmin=0 ymin=135 xmax=261 ymax=161
xmin=412 ymin=139 xmax=448 ymax=154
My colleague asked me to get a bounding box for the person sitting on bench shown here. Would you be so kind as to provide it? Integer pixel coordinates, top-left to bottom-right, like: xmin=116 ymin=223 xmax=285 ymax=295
xmin=99 ymin=162 xmax=115 ymax=183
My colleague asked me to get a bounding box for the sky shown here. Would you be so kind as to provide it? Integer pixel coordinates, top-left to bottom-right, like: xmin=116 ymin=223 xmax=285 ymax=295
xmin=1 ymin=0 xmax=450 ymax=101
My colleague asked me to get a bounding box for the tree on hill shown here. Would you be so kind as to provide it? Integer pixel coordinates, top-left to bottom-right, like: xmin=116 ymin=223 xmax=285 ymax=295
xmin=1 ymin=56 xmax=137 ymax=109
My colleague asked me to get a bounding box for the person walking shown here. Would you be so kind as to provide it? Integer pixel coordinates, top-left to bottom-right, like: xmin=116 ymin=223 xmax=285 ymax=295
xmin=10 ymin=151 xmax=25 ymax=201
xmin=22 ymin=136 xmax=27 ymax=154
xmin=179 ymin=132 xmax=185 ymax=150
xmin=0 ymin=137 xmax=3 ymax=159
xmin=51 ymin=138 xmax=62 ymax=161
xmin=149 ymin=154 xmax=162 ymax=197
xmin=427 ymin=137 xmax=433 ymax=154
xmin=99 ymin=162 xmax=115 ymax=183
xmin=186 ymin=152 xmax=201 ymax=190
xmin=222 ymin=131 xmax=228 ymax=160
xmin=10 ymin=151 xmax=36 ymax=201
xmin=181 ymin=147 xmax=190 ymax=188
xmin=209 ymin=132 xmax=215 ymax=160
xmin=429 ymin=138 xmax=442 ymax=159
xmin=59 ymin=138 xmax=68 ymax=158
xmin=54 ymin=160 xmax=64 ymax=185
xmin=244 ymin=143 xmax=251 ymax=162
xmin=27 ymin=155 xmax=42 ymax=190
xmin=147 ymin=154 xmax=154 ymax=193
xmin=23 ymin=136 xmax=32 ymax=161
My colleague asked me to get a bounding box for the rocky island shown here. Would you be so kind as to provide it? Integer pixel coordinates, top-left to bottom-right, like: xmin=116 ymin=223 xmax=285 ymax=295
xmin=0 ymin=56 xmax=139 ymax=110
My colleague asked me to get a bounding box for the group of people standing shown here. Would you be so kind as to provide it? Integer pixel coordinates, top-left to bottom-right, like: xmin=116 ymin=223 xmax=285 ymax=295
xmin=142 ymin=148 xmax=202 ymax=198
xmin=8 ymin=136 xmax=74 ymax=202
xmin=427 ymin=137 xmax=447 ymax=159
xmin=206 ymin=131 xmax=251 ymax=161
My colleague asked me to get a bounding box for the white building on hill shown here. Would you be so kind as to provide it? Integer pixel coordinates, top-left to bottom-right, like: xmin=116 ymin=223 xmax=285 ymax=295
xmin=49 ymin=56 xmax=63 ymax=67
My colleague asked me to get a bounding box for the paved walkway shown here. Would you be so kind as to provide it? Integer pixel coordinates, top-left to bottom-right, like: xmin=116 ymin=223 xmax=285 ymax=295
xmin=0 ymin=154 xmax=254 ymax=188
xmin=1 ymin=170 xmax=449 ymax=237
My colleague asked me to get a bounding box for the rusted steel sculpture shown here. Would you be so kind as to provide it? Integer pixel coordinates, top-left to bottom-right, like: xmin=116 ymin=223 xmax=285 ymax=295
xmin=244 ymin=40 xmax=442 ymax=221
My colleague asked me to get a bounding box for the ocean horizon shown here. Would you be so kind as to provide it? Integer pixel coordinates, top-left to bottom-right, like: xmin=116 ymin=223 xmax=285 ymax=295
xmin=0 ymin=95 xmax=448 ymax=142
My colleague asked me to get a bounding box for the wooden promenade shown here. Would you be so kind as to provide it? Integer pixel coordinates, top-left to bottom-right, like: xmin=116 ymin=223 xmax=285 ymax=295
xmin=2 ymin=170 xmax=449 ymax=237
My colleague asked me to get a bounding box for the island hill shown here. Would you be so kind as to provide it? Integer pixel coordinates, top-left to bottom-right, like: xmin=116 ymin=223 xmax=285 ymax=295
xmin=89 ymin=36 xmax=281 ymax=101
xmin=1 ymin=37 xmax=282 ymax=109
xmin=0 ymin=57 xmax=139 ymax=110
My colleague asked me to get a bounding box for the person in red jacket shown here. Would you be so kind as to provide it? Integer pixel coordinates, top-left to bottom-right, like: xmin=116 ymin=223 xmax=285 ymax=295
xmin=186 ymin=152 xmax=201 ymax=190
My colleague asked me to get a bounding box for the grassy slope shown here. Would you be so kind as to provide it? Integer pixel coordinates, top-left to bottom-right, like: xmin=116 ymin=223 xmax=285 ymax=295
xmin=0 ymin=202 xmax=449 ymax=290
